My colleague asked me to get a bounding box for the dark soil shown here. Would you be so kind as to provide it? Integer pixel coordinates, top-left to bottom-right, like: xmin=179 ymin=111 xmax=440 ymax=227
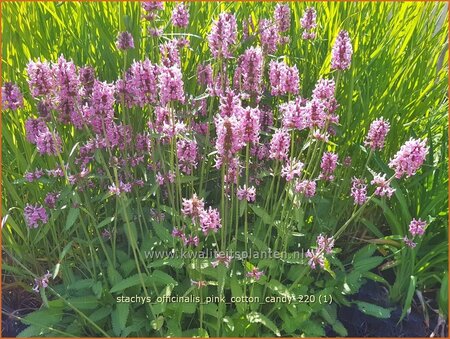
xmin=336 ymin=280 xmax=448 ymax=337
xmin=2 ymin=273 xmax=41 ymax=337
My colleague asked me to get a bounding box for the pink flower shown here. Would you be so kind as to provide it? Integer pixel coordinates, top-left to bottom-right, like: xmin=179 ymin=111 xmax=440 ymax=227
xmin=197 ymin=64 xmax=213 ymax=87
xmin=26 ymin=59 xmax=54 ymax=97
xmin=160 ymin=39 xmax=180 ymax=67
xmin=409 ymin=218 xmax=427 ymax=237
xmin=371 ymin=173 xmax=395 ymax=198
xmin=142 ymin=2 xmax=164 ymax=12
xmin=116 ymin=31 xmax=134 ymax=50
xmin=294 ymin=180 xmax=316 ymax=198
xmin=365 ymin=118 xmax=390 ymax=151
xmin=312 ymin=78 xmax=335 ymax=101
xmin=306 ymin=249 xmax=324 ymax=269
xmin=177 ymin=139 xmax=198 ymax=174
xmin=24 ymin=204 xmax=48 ymax=229
xmin=403 ymin=236 xmax=417 ymax=248
xmin=240 ymin=107 xmax=261 ymax=145
xmin=128 ymin=59 xmax=159 ymax=106
xmin=171 ymin=3 xmax=189 ymax=28
xmin=214 ymin=114 xmax=243 ymax=168
xmin=316 ymin=234 xmax=335 ymax=254
xmin=208 ymin=13 xmax=237 ymax=59
xmin=219 ymin=90 xmax=242 ymax=117
xmin=269 ymin=128 xmax=290 ymax=160
xmin=301 ymin=7 xmax=317 ymax=31
xmin=211 ymin=253 xmax=232 ymax=268
xmin=246 ymin=267 xmax=264 ymax=280
xmin=199 ymin=207 xmax=222 ymax=235
xmin=183 ymin=235 xmax=199 ymax=247
xmin=319 ymin=152 xmax=338 ymax=181
xmin=281 ymin=159 xmax=304 ymax=181
xmin=331 ymin=30 xmax=353 ymax=70
xmin=158 ymin=65 xmax=185 ymax=105
xmin=156 ymin=172 xmax=165 ymax=186
xmin=389 ymin=138 xmax=428 ymax=179
xmin=181 ymin=194 xmax=205 ymax=220
xmin=274 ymin=3 xmax=291 ymax=32
xmin=305 ymin=99 xmax=327 ymax=129
xmin=237 ymin=185 xmax=256 ymax=202
xmin=2 ymin=82 xmax=23 ymax=110
xmin=25 ymin=118 xmax=49 ymax=144
xmin=172 ymin=226 xmax=185 ymax=238
xmin=224 ymin=156 xmax=242 ymax=184
xmin=53 ymin=56 xmax=82 ymax=126
xmin=350 ymin=177 xmax=368 ymax=205
xmin=238 ymin=47 xmax=264 ymax=95
xmin=269 ymin=61 xmax=299 ymax=96
xmin=280 ymin=98 xmax=308 ymax=130
xmin=32 ymin=271 xmax=52 ymax=292
xmin=302 ymin=32 xmax=316 ymax=40
xmin=259 ymin=19 xmax=279 ymax=54
xmin=44 ymin=192 xmax=60 ymax=209
xmin=36 ymin=130 xmax=62 ymax=155
xmin=191 ymin=279 xmax=207 ymax=288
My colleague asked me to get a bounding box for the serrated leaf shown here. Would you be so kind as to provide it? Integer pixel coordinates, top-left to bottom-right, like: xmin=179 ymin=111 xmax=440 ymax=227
xmin=110 ymin=274 xmax=146 ymax=293
xmin=89 ymin=307 xmax=111 ymax=322
xmin=111 ymin=302 xmax=129 ymax=336
xmin=353 ymin=256 xmax=384 ymax=272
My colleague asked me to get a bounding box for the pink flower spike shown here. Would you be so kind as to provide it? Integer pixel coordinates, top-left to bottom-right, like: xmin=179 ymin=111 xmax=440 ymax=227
xmin=365 ymin=118 xmax=390 ymax=151
xmin=371 ymin=173 xmax=396 ymax=198
xmin=409 ymin=218 xmax=427 ymax=237
xmin=389 ymin=138 xmax=428 ymax=179
xmin=171 ymin=3 xmax=189 ymax=28
xmin=246 ymin=267 xmax=264 ymax=280
xmin=350 ymin=177 xmax=368 ymax=205
xmin=181 ymin=194 xmax=205 ymax=220
xmin=331 ymin=30 xmax=353 ymax=70
xmin=269 ymin=128 xmax=290 ymax=161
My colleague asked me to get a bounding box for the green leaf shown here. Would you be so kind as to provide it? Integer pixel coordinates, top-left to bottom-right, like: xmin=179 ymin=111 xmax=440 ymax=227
xmin=64 ymin=207 xmax=80 ymax=230
xmin=353 ymin=256 xmax=384 ymax=272
xmin=22 ymin=307 xmax=63 ymax=327
xmin=439 ymin=272 xmax=448 ymax=317
xmin=152 ymin=222 xmax=172 ymax=243
xmin=400 ymin=275 xmax=416 ymax=321
xmin=150 ymin=270 xmax=178 ymax=286
xmin=89 ymin=307 xmax=111 ymax=322
xmin=246 ymin=311 xmax=281 ymax=337
xmin=151 ymin=316 xmax=164 ymax=331
xmin=110 ymin=274 xmax=146 ymax=293
xmin=300 ymin=320 xmax=325 ymax=337
xmin=249 ymin=205 xmax=273 ymax=225
xmin=67 ymin=296 xmax=99 ymax=310
xmin=230 ymin=276 xmax=246 ymax=314
xmin=58 ymin=241 xmax=73 ymax=262
xmin=96 ymin=216 xmax=115 ymax=229
xmin=352 ymin=244 xmax=377 ymax=263
xmin=354 ymin=301 xmax=392 ymax=319
xmin=111 ymin=302 xmax=129 ymax=336
xmin=332 ymin=320 xmax=348 ymax=337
